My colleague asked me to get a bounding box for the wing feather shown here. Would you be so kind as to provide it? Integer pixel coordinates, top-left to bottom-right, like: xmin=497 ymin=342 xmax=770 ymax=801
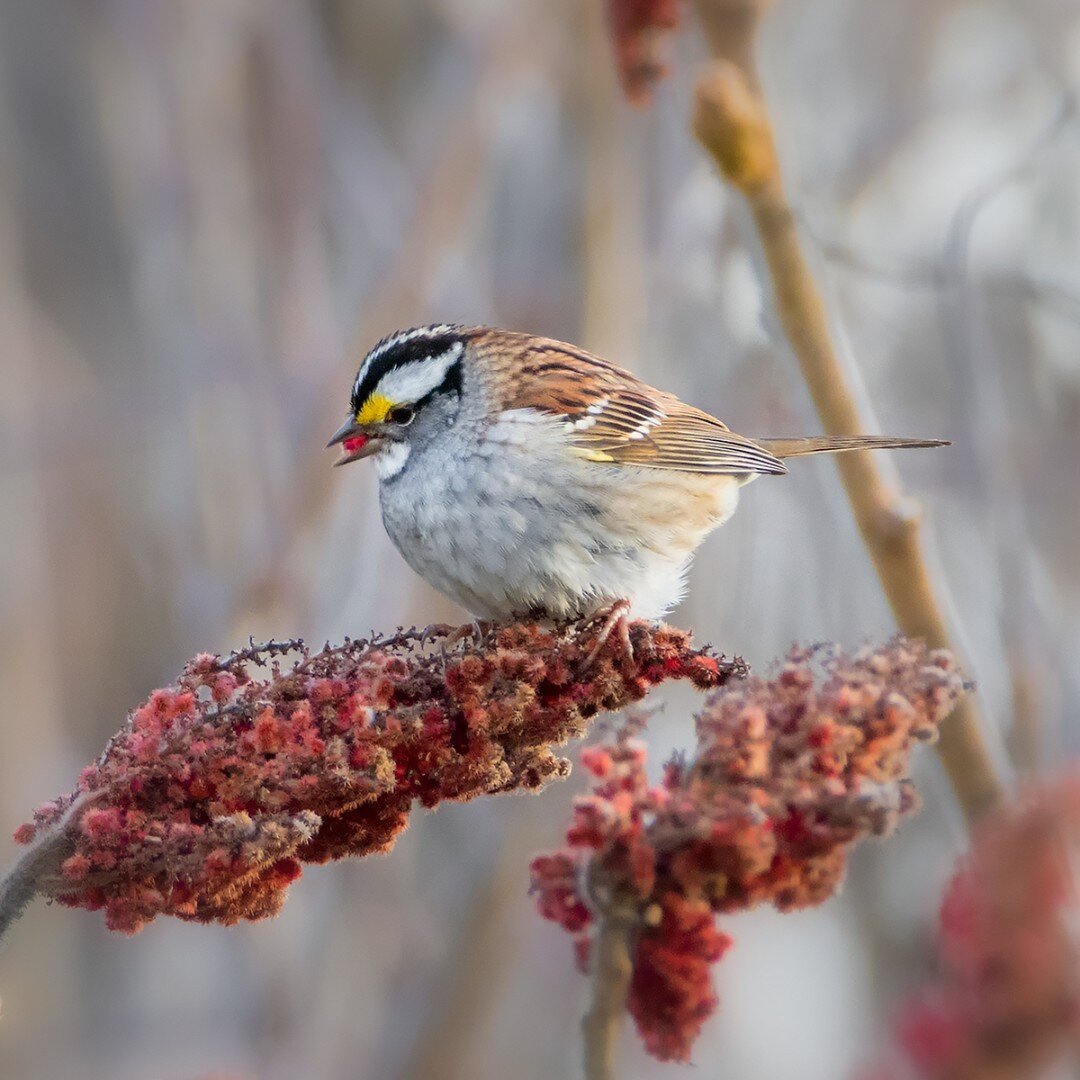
xmin=476 ymin=330 xmax=786 ymax=476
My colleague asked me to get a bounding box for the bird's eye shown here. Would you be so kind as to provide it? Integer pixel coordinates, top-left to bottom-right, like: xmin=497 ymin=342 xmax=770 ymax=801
xmin=388 ymin=404 xmax=416 ymax=426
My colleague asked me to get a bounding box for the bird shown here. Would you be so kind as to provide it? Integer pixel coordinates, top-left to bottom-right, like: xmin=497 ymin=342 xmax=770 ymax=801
xmin=328 ymin=324 xmax=946 ymax=629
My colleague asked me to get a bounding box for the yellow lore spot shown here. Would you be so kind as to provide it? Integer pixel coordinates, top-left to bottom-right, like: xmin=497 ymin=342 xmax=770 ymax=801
xmin=356 ymin=393 xmax=394 ymax=426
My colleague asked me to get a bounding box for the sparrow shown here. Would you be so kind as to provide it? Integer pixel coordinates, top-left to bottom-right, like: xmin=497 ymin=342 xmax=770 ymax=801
xmin=328 ymin=325 xmax=945 ymax=623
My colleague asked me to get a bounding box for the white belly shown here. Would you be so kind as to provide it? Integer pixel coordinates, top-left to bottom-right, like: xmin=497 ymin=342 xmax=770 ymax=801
xmin=377 ymin=414 xmax=740 ymax=621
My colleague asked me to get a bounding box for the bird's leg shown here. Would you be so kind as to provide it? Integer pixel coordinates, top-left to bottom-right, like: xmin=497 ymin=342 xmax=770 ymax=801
xmin=583 ymin=599 xmax=634 ymax=668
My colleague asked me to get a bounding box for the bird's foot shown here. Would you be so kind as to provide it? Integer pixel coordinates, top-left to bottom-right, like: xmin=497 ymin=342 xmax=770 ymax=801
xmin=582 ymin=600 xmax=634 ymax=669
xmin=447 ymin=619 xmax=495 ymax=646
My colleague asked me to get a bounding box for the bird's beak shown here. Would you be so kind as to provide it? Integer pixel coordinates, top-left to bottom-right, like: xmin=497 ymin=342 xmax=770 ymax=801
xmin=327 ymin=417 xmax=384 ymax=466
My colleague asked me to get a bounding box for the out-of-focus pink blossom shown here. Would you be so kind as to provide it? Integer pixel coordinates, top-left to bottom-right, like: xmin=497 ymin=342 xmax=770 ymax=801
xmin=606 ymin=0 xmax=686 ymax=105
xmin=531 ymin=640 xmax=967 ymax=1062
xmin=880 ymin=777 xmax=1080 ymax=1080
xmin=11 ymin=622 xmax=738 ymax=935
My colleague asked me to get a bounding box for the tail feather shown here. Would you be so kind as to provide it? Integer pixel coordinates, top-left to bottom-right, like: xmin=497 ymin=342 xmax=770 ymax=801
xmin=757 ymin=435 xmax=949 ymax=459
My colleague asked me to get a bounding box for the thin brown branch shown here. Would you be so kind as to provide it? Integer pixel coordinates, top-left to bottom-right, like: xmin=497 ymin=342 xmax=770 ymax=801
xmin=582 ymin=875 xmax=640 ymax=1080
xmin=693 ymin=0 xmax=770 ymax=88
xmin=689 ymin=0 xmax=1003 ymax=823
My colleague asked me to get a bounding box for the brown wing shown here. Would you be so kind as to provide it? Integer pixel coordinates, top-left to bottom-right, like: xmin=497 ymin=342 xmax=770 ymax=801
xmin=475 ymin=330 xmax=786 ymax=476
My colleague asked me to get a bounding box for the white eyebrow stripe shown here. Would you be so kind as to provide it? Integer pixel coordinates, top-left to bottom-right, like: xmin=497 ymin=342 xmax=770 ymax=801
xmin=374 ymin=341 xmax=464 ymax=403
xmin=354 ymin=324 xmax=457 ymax=398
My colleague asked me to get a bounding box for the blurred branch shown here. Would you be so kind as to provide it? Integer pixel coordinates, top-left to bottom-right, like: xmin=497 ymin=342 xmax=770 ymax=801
xmin=583 ymin=0 xmax=647 ymax=363
xmin=397 ymin=837 xmax=522 ymax=1080
xmin=817 ymin=239 xmax=1080 ymax=329
xmin=689 ymin=0 xmax=1003 ymax=823
xmin=582 ymin=876 xmax=638 ymax=1080
xmin=239 ymin=9 xmax=530 ymax=627
xmin=937 ymin=97 xmax=1075 ymax=790
xmin=1007 ymin=659 xmax=1044 ymax=776
xmin=692 ymin=0 xmax=767 ymax=90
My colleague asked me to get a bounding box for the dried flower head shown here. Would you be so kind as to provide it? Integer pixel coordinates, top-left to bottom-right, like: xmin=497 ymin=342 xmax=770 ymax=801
xmin=531 ymin=639 xmax=968 ymax=1062
xmin=7 ymin=621 xmax=738 ymax=936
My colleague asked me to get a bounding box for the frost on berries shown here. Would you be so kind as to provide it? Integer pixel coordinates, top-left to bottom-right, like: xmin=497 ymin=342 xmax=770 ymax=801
xmin=878 ymin=776 xmax=1080 ymax=1080
xmin=12 ymin=622 xmax=739 ymax=935
xmin=606 ymin=0 xmax=686 ymax=105
xmin=531 ymin=639 xmax=968 ymax=1063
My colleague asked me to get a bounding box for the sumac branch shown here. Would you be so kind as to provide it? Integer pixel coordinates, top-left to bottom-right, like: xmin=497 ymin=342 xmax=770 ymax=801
xmin=3 ymin=621 xmax=735 ymax=938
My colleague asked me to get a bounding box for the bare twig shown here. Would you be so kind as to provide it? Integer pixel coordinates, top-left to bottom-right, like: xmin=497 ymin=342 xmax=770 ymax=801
xmin=0 ymin=794 xmax=97 ymax=949
xmin=689 ymin=0 xmax=1003 ymax=822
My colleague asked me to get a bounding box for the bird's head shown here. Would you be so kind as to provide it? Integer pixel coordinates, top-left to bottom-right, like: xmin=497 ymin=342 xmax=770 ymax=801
xmin=327 ymin=324 xmax=467 ymax=479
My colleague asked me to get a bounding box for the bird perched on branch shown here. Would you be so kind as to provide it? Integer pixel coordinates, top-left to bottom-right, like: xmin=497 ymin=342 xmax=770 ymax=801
xmin=329 ymin=325 xmax=945 ymax=627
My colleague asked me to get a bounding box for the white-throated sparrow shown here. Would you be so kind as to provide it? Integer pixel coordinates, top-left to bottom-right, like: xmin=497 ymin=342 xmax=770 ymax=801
xmin=328 ymin=325 xmax=945 ymax=621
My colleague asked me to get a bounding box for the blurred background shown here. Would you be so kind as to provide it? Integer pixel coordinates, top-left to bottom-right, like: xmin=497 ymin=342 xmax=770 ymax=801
xmin=1 ymin=2 xmax=1078 ymax=1078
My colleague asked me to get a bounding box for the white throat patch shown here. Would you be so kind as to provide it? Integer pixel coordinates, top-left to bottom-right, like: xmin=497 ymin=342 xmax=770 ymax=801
xmin=375 ymin=440 xmax=411 ymax=481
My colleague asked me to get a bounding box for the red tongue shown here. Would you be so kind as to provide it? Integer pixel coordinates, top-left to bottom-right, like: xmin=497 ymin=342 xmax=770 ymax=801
xmin=343 ymin=435 xmax=368 ymax=455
